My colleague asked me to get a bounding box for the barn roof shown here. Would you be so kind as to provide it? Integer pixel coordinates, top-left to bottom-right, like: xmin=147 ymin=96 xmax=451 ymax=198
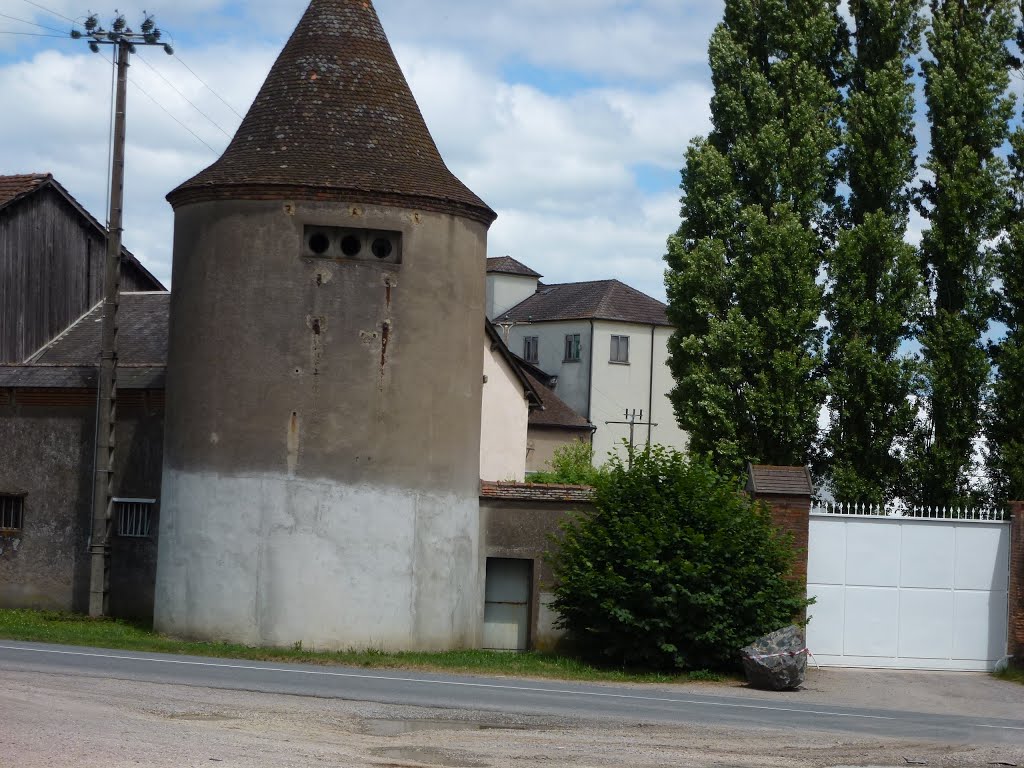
xmin=167 ymin=0 xmax=494 ymax=225
xmin=0 ymin=174 xmax=50 ymax=209
xmin=28 ymin=292 xmax=169 ymax=365
xmin=0 ymin=364 xmax=164 ymax=389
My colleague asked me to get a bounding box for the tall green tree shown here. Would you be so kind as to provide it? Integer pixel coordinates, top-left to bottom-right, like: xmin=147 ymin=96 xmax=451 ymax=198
xmin=986 ymin=124 xmax=1024 ymax=502
xmin=665 ymin=0 xmax=847 ymax=475
xmin=911 ymin=0 xmax=1014 ymax=504
xmin=821 ymin=0 xmax=925 ymax=503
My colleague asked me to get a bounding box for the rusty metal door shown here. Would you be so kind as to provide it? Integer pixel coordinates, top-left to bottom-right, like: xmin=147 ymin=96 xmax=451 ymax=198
xmin=483 ymin=558 xmax=531 ymax=650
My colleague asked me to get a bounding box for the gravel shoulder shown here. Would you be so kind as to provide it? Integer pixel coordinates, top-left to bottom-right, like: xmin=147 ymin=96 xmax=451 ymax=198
xmin=662 ymin=666 xmax=1024 ymax=720
xmin=1 ymin=665 xmax=1022 ymax=768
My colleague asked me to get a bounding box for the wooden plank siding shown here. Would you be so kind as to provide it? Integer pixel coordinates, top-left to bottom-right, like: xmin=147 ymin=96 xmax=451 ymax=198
xmin=0 ymin=185 xmax=158 ymax=363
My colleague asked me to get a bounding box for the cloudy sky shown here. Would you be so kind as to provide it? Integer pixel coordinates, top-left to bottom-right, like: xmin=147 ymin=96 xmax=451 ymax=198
xmin=0 ymin=0 xmax=726 ymax=300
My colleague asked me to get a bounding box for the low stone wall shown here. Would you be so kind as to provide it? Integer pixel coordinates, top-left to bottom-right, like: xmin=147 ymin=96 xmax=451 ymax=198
xmin=480 ymin=481 xmax=594 ymax=651
xmin=0 ymin=388 xmax=163 ymax=618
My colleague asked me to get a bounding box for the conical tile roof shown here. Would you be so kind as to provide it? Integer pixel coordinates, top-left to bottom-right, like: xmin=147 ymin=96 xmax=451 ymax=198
xmin=167 ymin=0 xmax=495 ymax=224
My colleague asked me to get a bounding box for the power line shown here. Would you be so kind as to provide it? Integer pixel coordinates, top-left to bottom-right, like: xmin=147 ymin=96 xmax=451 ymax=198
xmin=20 ymin=0 xmax=77 ymax=25
xmin=135 ymin=51 xmax=234 ymax=138
xmin=96 ymin=50 xmax=220 ymax=155
xmin=0 ymin=11 xmax=67 ymax=34
xmin=0 ymin=29 xmax=67 ymax=37
xmin=174 ymin=54 xmax=245 ymax=120
xmin=129 ymin=77 xmax=221 ymax=154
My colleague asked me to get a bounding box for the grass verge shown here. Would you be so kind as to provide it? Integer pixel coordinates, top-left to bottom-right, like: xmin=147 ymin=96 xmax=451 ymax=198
xmin=994 ymin=664 xmax=1024 ymax=685
xmin=0 ymin=609 xmax=727 ymax=685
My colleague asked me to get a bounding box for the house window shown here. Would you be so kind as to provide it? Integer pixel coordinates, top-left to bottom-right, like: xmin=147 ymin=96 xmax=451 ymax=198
xmin=115 ymin=498 xmax=155 ymax=538
xmin=523 ymin=336 xmax=539 ymax=363
xmin=564 ymin=334 xmax=581 ymax=362
xmin=610 ymin=335 xmax=629 ymax=364
xmin=0 ymin=495 xmax=24 ymax=533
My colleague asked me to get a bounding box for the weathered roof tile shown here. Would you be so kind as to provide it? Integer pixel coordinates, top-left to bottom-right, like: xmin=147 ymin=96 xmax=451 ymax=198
xmin=486 ymin=256 xmax=541 ymax=277
xmin=745 ymin=464 xmax=813 ymax=497
xmin=167 ymin=0 xmax=494 ymax=224
xmin=31 ymin=292 xmax=169 ymax=365
xmin=499 ymin=280 xmax=670 ymax=326
xmin=0 ymin=174 xmax=50 ymax=209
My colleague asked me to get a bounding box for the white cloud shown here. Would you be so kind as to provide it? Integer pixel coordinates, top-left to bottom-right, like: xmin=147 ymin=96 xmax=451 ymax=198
xmin=3 ymin=1 xmax=717 ymax=298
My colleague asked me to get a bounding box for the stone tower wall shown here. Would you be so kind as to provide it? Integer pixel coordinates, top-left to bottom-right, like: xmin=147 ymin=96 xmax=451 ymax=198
xmin=154 ymin=199 xmax=487 ymax=650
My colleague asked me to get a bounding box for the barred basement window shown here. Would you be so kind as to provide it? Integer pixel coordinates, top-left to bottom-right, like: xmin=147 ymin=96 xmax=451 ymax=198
xmin=115 ymin=498 xmax=155 ymax=538
xmin=610 ymin=335 xmax=629 ymax=364
xmin=0 ymin=494 xmax=24 ymax=533
xmin=523 ymin=335 xmax=539 ymax=363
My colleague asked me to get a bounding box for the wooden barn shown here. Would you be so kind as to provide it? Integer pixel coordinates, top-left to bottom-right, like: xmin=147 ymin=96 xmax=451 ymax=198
xmin=0 ymin=173 xmax=164 ymax=364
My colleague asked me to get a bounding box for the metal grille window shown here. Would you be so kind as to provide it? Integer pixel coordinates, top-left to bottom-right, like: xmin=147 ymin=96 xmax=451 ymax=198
xmin=0 ymin=495 xmax=24 ymax=532
xmin=115 ymin=498 xmax=155 ymax=538
xmin=564 ymin=333 xmax=581 ymax=362
xmin=610 ymin=335 xmax=629 ymax=363
xmin=523 ymin=336 xmax=539 ymax=363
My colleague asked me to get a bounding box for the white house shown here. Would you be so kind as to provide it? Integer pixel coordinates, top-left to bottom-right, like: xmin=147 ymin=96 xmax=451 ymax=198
xmin=479 ymin=320 xmax=594 ymax=480
xmin=486 ymin=257 xmax=688 ymax=465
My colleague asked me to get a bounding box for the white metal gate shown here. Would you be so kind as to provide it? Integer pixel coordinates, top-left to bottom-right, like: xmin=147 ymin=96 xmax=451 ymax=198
xmin=806 ymin=506 xmax=1010 ymax=671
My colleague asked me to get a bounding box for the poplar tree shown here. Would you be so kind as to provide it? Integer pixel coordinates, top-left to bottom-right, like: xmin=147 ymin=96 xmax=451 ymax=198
xmin=986 ymin=124 xmax=1024 ymax=503
xmin=822 ymin=0 xmax=924 ymax=503
xmin=911 ymin=0 xmax=1014 ymax=504
xmin=665 ymin=0 xmax=846 ymax=475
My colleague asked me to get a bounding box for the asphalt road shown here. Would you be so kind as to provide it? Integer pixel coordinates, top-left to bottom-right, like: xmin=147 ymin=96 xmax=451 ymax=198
xmin=1 ymin=640 xmax=1022 ymax=745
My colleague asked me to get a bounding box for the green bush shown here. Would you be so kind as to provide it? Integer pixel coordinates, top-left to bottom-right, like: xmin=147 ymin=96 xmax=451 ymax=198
xmin=527 ymin=439 xmax=606 ymax=486
xmin=548 ymin=445 xmax=809 ymax=672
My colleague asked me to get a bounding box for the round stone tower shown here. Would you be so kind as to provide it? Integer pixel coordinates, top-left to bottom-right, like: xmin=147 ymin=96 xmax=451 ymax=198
xmin=154 ymin=0 xmax=495 ymax=650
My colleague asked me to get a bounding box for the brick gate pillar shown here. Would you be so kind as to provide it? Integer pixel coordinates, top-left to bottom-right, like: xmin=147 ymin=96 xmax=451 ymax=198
xmin=1010 ymin=501 xmax=1024 ymax=663
xmin=745 ymin=464 xmax=812 ymax=585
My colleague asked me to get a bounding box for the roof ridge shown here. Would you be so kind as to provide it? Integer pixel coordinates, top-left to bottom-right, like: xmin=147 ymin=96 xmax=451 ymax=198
xmin=24 ymin=299 xmax=102 ymax=363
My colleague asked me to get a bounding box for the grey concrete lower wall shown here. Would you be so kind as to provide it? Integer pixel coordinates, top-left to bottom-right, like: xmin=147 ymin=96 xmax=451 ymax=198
xmin=480 ymin=495 xmax=593 ymax=651
xmin=155 ymin=469 xmax=483 ymax=651
xmin=0 ymin=393 xmax=163 ymax=618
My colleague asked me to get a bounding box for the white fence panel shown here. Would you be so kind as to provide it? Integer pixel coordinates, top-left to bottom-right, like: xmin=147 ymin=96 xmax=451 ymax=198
xmin=807 ymin=512 xmax=1009 ymax=671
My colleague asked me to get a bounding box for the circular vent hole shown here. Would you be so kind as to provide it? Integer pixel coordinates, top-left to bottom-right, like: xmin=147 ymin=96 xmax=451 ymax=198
xmin=308 ymin=231 xmax=330 ymax=255
xmin=341 ymin=235 xmax=361 ymax=257
xmin=372 ymin=238 xmax=393 ymax=259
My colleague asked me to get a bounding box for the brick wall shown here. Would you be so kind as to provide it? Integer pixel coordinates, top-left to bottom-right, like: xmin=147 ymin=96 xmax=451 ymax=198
xmin=750 ymin=492 xmax=811 ymax=585
xmin=480 ymin=481 xmax=594 ymax=504
xmin=1010 ymin=501 xmax=1024 ymax=662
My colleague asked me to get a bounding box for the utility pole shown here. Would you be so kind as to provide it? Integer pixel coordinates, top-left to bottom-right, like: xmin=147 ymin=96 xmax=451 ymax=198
xmin=605 ymin=408 xmax=657 ymax=468
xmin=73 ymin=13 xmax=173 ymax=617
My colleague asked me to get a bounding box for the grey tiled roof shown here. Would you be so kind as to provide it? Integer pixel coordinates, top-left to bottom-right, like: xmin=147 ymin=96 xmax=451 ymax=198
xmin=167 ymin=0 xmax=494 ymax=225
xmin=499 ymin=280 xmax=671 ymax=326
xmin=0 ymin=365 xmax=164 ymax=389
xmin=31 ymin=292 xmax=169 ymax=365
xmin=486 ymin=256 xmax=541 ymax=277
xmin=745 ymin=465 xmax=813 ymax=497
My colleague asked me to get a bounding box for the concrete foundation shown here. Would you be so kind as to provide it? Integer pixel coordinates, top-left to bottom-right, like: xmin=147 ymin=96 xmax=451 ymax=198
xmin=156 ymin=470 xmax=480 ymax=650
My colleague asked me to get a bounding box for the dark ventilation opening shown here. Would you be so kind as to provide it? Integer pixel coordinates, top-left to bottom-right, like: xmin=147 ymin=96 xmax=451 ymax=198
xmin=341 ymin=235 xmax=362 ymax=257
xmin=372 ymin=238 xmax=393 ymax=260
xmin=308 ymin=231 xmax=330 ymax=255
